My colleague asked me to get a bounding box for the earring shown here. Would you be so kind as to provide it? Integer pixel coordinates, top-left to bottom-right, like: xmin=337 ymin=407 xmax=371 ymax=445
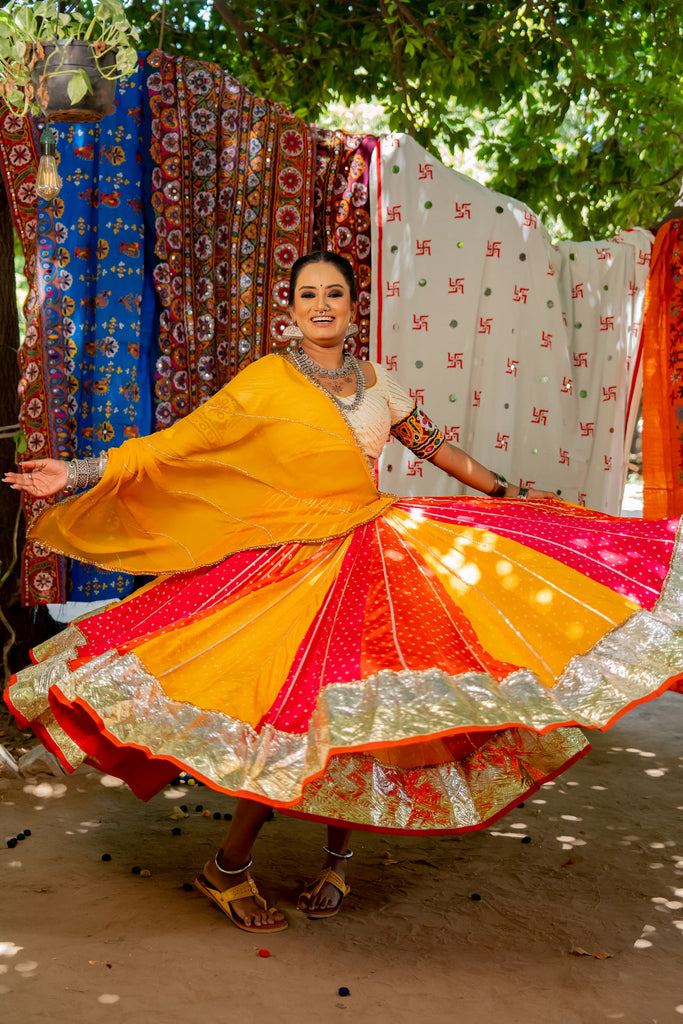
xmin=282 ymin=321 xmax=304 ymax=339
xmin=345 ymin=323 xmax=359 ymax=339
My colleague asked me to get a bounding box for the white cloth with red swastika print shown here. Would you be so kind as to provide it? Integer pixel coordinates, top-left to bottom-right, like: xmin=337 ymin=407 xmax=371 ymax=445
xmin=369 ymin=133 xmax=652 ymax=514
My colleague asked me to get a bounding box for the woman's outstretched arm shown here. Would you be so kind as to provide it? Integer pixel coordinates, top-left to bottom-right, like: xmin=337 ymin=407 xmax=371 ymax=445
xmin=429 ymin=442 xmax=558 ymax=500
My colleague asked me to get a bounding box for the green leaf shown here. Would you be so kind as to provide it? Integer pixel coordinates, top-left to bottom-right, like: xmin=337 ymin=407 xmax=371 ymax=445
xmin=14 ymin=431 xmax=27 ymax=457
xmin=66 ymin=67 xmax=93 ymax=104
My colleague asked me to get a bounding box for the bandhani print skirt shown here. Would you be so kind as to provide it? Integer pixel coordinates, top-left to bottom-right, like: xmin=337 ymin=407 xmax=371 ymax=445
xmin=6 ymin=497 xmax=683 ymax=835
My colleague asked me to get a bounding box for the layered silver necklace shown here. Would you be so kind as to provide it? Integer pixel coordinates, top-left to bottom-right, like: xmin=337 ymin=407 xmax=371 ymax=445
xmin=294 ymin=346 xmax=354 ymax=379
xmin=292 ymin=346 xmax=366 ymax=412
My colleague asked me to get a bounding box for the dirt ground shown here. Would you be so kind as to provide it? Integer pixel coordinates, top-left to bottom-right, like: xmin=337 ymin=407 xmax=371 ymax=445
xmin=1 ymin=690 xmax=682 ymax=1024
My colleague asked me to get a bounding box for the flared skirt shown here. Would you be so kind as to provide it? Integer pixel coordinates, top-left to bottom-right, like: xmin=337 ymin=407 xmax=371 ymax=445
xmin=6 ymin=496 xmax=683 ymax=834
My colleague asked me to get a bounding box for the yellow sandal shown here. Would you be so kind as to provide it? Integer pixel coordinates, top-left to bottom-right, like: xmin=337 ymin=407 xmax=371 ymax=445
xmin=194 ymin=873 xmax=289 ymax=933
xmin=297 ymin=866 xmax=351 ymax=919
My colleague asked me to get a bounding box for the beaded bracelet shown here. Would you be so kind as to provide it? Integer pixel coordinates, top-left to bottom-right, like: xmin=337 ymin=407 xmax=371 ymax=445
xmin=63 ymin=454 xmax=107 ymax=493
xmin=488 ymin=471 xmax=507 ymax=498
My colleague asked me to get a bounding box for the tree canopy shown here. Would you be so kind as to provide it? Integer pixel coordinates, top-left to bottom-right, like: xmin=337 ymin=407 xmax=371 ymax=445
xmin=105 ymin=3 xmax=683 ymax=236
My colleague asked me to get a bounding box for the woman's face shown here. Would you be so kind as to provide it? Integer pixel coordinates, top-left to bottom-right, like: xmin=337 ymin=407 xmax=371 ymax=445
xmin=288 ymin=261 xmax=357 ymax=350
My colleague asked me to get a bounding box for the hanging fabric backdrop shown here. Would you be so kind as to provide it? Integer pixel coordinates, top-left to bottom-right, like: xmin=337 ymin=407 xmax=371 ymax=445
xmin=0 ymin=54 xmax=658 ymax=603
xmin=641 ymin=219 xmax=683 ymax=518
xmin=0 ymin=53 xmax=376 ymax=603
xmin=370 ymin=134 xmax=651 ymax=514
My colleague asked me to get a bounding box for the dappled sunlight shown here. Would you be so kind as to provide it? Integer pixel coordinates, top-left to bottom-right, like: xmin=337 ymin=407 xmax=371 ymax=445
xmin=441 ymin=547 xmax=482 ymax=590
xmin=0 ymin=942 xmax=23 ymax=957
xmin=530 ymin=739 xmax=683 ymax=969
xmin=0 ymin=941 xmax=34 ymax=996
xmin=633 ymin=923 xmax=656 ymax=949
xmin=490 ymin=821 xmax=528 ymax=840
xmin=555 ymin=834 xmax=587 ymax=850
xmin=494 ymin=558 xmax=521 ymax=591
xmin=402 ymin=506 xmax=427 ymax=527
xmin=0 ymin=934 xmax=120 ymax=1004
xmin=162 ymin=785 xmax=187 ymax=800
xmin=456 ymin=562 xmax=482 ymax=587
xmin=651 ymin=895 xmax=683 ymax=910
xmin=99 ymin=774 xmax=126 ymax=789
xmin=65 ymin=819 xmax=103 ymax=836
xmin=441 ymin=548 xmax=465 ymax=574
xmin=22 ymin=781 xmax=67 ymax=800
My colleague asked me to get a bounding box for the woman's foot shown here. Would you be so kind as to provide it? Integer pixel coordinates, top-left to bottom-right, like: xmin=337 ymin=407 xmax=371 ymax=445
xmin=199 ymin=852 xmax=287 ymax=930
xmin=297 ymin=861 xmax=350 ymax=918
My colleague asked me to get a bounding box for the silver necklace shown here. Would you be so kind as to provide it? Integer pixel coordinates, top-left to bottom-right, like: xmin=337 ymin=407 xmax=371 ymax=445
xmin=292 ymin=347 xmax=366 ymax=412
xmin=295 ymin=346 xmax=354 ymax=379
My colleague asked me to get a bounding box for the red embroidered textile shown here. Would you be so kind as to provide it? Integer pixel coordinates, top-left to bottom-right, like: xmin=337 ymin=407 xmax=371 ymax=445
xmin=147 ymin=52 xmax=316 ymax=427
xmin=0 ymin=104 xmax=67 ymax=602
xmin=311 ymin=128 xmax=376 ymax=359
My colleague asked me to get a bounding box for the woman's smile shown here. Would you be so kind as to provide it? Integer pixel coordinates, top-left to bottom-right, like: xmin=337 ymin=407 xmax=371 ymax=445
xmin=289 ymin=262 xmax=357 ymax=351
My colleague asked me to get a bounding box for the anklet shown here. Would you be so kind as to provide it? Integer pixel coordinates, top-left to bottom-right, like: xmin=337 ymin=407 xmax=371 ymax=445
xmin=214 ymin=851 xmax=253 ymax=875
xmin=323 ymin=845 xmax=353 ymax=860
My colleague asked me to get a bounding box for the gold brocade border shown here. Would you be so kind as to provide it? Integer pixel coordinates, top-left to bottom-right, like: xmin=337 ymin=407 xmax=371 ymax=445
xmin=288 ymin=727 xmax=589 ymax=832
xmin=31 ymin=625 xmax=86 ymax=664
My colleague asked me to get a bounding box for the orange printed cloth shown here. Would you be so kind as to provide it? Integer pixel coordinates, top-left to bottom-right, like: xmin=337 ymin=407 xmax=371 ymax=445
xmin=642 ymin=220 xmax=683 ymax=517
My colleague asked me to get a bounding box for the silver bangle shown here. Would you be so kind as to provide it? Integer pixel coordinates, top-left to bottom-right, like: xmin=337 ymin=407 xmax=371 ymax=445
xmin=63 ymin=454 xmax=108 ymax=493
xmin=323 ymin=845 xmax=354 ymax=860
xmin=64 ymin=460 xmax=78 ymax=491
xmin=488 ymin=471 xmax=507 ymax=498
xmin=214 ymin=851 xmax=253 ymax=875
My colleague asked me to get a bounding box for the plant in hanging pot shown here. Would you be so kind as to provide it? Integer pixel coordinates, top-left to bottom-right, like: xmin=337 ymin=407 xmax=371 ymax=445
xmin=0 ymin=0 xmax=140 ymax=123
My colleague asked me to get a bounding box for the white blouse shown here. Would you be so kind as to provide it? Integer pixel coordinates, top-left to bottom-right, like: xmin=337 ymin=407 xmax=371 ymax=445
xmin=336 ymin=362 xmax=415 ymax=460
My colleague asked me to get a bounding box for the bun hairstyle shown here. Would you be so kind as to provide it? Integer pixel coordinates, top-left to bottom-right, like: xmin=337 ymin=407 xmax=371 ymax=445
xmin=288 ymin=250 xmax=358 ymax=304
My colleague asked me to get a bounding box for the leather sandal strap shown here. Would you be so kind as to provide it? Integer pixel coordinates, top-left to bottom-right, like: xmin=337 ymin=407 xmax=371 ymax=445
xmin=304 ymin=866 xmax=348 ymax=901
xmin=322 ymin=867 xmax=348 ymax=896
xmin=219 ymin=876 xmax=265 ymax=908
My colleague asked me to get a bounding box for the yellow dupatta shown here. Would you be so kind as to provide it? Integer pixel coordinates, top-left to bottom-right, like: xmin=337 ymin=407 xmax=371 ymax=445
xmin=30 ymin=355 xmax=395 ymax=575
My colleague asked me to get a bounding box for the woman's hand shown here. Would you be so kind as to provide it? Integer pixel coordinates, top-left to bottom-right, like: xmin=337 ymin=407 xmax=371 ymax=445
xmin=3 ymin=459 xmax=68 ymax=497
xmin=507 ymin=483 xmax=559 ymax=500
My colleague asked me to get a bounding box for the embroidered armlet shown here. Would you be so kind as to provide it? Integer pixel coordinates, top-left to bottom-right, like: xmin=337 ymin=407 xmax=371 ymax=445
xmin=390 ymin=406 xmax=446 ymax=460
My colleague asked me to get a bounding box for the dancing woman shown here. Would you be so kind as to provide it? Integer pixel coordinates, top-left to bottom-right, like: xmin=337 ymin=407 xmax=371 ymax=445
xmin=5 ymin=251 xmax=682 ymax=932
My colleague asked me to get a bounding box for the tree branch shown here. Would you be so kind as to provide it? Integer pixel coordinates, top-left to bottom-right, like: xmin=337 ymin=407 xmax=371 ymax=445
xmin=392 ymin=1 xmax=456 ymax=61
xmin=212 ymin=0 xmax=288 ymax=68
xmin=528 ymin=0 xmax=619 ymax=120
xmin=378 ymin=0 xmax=419 ymax=139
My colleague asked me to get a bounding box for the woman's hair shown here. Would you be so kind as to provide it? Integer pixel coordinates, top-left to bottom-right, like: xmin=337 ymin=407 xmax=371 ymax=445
xmin=288 ymin=250 xmax=358 ymax=304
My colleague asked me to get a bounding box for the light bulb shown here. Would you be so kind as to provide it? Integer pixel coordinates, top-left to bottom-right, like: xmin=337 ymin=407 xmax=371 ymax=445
xmin=35 ymin=126 xmax=62 ymax=200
